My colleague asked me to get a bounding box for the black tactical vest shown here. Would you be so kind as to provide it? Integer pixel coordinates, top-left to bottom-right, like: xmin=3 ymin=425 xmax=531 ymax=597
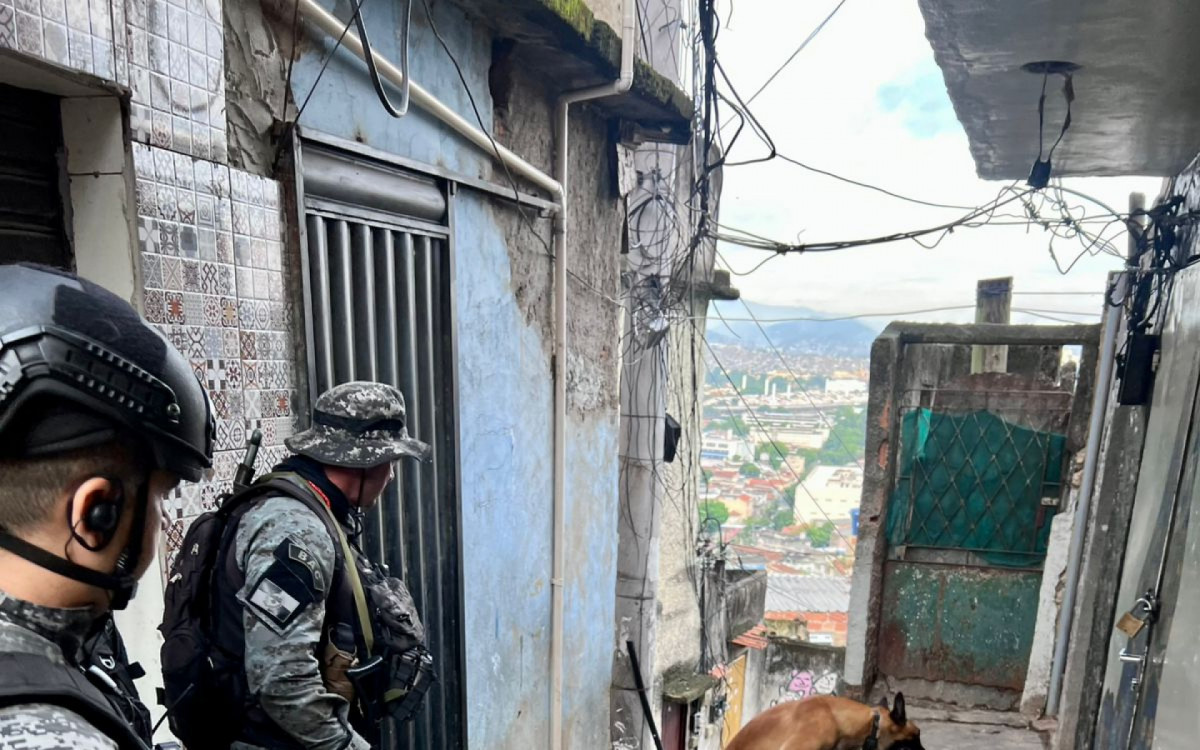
xmin=212 ymin=474 xmax=368 ymax=748
xmin=0 ymin=651 xmax=150 ymax=750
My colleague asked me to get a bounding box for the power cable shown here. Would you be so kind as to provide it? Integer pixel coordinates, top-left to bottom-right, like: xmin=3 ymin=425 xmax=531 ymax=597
xmin=774 ymin=153 xmax=978 ymax=211
xmin=703 ymin=305 xmax=1102 ymax=324
xmin=738 ymin=298 xmax=864 ymax=470
xmin=419 ymin=0 xmax=556 ymax=259
xmin=711 ymin=188 xmax=1032 ymax=255
xmin=720 ymin=0 xmax=851 ymax=124
xmin=292 ymin=0 xmax=366 ymax=125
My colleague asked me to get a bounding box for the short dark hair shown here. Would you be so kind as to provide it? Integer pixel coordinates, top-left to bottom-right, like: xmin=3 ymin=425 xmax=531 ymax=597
xmin=0 ymin=443 xmax=147 ymax=533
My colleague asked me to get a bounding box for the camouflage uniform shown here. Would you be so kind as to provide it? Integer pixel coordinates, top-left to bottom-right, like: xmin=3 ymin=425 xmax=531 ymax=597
xmin=231 ymin=382 xmax=429 ymax=750
xmin=0 ymin=592 xmax=114 ymax=750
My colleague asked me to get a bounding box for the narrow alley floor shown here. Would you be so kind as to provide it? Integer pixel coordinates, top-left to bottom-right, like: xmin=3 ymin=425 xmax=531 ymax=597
xmin=910 ymin=706 xmax=1047 ymax=749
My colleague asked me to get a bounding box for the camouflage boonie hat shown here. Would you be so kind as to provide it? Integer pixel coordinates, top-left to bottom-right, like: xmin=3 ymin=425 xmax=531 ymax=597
xmin=286 ymin=381 xmax=431 ymax=468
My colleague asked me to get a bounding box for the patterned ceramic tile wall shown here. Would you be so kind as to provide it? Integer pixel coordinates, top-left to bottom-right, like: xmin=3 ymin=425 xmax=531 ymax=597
xmin=0 ymin=0 xmax=222 ymax=162
xmin=0 ymin=0 xmax=127 ymax=82
xmin=134 ymin=143 xmax=297 ymax=572
xmin=126 ymin=0 xmax=226 ymax=161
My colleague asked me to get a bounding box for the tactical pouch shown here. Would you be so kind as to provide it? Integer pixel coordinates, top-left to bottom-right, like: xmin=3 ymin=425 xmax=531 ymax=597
xmin=321 ymin=623 xmax=359 ymax=705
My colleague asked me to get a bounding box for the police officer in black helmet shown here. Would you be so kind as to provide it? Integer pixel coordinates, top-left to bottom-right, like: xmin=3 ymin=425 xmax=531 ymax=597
xmin=0 ymin=263 xmax=214 ymax=750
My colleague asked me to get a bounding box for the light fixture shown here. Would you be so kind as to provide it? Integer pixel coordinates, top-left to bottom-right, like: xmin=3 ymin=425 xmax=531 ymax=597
xmin=1022 ymin=61 xmax=1082 ymax=189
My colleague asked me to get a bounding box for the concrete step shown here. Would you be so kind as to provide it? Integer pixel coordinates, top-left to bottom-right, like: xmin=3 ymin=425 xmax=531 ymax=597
xmin=906 ymin=706 xmax=1031 ymax=729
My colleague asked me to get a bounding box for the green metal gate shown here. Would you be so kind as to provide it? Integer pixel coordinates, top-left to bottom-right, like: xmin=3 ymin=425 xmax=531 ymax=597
xmin=879 ymin=388 xmax=1071 ymax=691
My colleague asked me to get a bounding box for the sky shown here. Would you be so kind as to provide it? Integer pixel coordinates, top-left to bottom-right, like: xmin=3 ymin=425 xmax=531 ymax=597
xmin=707 ymin=0 xmax=1160 ymax=327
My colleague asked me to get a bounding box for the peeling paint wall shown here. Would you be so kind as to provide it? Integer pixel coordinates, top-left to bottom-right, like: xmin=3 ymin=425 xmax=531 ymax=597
xmin=282 ymin=1 xmax=623 ymax=747
xmin=223 ymin=0 xmax=291 ymax=176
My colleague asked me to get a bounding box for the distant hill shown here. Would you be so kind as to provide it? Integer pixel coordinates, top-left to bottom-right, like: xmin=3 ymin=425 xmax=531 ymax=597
xmin=706 ymin=300 xmax=877 ymax=356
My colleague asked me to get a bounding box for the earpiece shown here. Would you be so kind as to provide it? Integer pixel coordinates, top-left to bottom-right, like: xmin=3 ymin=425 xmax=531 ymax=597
xmin=70 ymin=475 xmax=126 ymax=551
xmin=84 ymin=501 xmax=121 ymax=535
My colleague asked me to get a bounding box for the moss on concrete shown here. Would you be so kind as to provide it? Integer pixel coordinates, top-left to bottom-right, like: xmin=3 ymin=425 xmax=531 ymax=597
xmin=631 ymin=58 xmax=693 ymax=118
xmin=520 ymin=0 xmax=694 ymax=122
xmin=534 ymin=0 xmax=596 ymax=40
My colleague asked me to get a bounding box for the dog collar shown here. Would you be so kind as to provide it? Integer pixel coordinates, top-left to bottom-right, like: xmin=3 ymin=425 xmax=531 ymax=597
xmin=864 ymin=711 xmax=881 ymax=750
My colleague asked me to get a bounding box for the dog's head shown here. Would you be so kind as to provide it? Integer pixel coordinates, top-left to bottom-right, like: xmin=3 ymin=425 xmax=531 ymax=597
xmin=878 ymin=693 xmax=924 ymax=750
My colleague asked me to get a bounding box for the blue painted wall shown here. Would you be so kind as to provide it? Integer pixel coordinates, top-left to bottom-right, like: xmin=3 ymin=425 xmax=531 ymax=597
xmin=289 ymin=3 xmax=620 ymax=747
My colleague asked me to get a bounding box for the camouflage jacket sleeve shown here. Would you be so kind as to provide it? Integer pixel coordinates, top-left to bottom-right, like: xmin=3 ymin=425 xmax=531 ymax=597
xmin=235 ymin=497 xmax=370 ymax=750
xmin=0 ymin=704 xmax=117 ymax=750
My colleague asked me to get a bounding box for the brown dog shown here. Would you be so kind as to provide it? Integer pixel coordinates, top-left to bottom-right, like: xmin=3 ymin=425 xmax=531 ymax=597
xmin=724 ymin=692 xmax=924 ymax=750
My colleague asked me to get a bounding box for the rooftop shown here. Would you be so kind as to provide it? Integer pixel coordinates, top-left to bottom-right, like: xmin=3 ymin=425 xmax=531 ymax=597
xmin=766 ymin=575 xmax=852 ymax=614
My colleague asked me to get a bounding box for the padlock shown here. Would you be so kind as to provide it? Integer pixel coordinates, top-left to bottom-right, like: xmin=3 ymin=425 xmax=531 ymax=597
xmin=1116 ymin=610 xmax=1147 ymax=639
xmin=1115 ymin=591 xmax=1157 ymax=638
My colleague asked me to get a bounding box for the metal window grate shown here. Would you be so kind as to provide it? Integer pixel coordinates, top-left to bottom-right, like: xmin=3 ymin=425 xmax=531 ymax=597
xmin=888 ymin=396 xmax=1069 ymax=567
xmin=301 ymin=142 xmax=464 ymax=748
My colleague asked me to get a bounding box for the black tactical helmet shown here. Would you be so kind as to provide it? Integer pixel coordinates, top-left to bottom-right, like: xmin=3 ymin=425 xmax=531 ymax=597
xmin=0 ymin=263 xmax=214 ymax=480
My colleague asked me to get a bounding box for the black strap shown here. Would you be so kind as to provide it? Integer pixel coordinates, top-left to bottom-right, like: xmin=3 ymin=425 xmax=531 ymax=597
xmin=313 ymin=410 xmax=408 ymax=434
xmin=0 ymin=531 xmax=134 ymax=593
xmin=863 ymin=711 xmax=880 ymax=750
xmin=0 ymin=652 xmax=149 ymax=750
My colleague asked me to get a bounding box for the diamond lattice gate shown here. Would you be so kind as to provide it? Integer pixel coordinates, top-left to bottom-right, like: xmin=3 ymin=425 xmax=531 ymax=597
xmin=878 ymin=386 xmax=1073 ymax=693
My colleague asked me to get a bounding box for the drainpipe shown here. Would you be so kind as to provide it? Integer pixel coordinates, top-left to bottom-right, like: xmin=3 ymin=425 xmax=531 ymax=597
xmin=550 ymin=4 xmax=636 ymax=748
xmin=294 ymin=0 xmax=635 ymax=746
xmin=1045 ymin=196 xmax=1143 ymax=715
xmin=296 ymin=0 xmax=561 ymax=199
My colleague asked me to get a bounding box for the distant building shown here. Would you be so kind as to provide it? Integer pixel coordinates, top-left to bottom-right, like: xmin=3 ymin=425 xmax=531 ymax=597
xmin=825 ymin=379 xmax=868 ymax=394
xmin=701 ymin=433 xmax=753 ymax=462
xmin=794 ymin=465 xmax=864 ymax=523
xmin=773 ymin=428 xmax=828 ymax=451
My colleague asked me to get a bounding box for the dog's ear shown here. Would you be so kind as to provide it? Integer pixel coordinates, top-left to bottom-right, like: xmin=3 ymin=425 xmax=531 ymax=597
xmin=877 ymin=696 xmax=889 ymax=710
xmin=892 ymin=693 xmax=907 ymax=726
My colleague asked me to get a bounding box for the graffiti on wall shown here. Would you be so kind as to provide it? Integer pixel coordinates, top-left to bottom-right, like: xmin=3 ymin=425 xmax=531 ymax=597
xmin=770 ymin=669 xmax=839 ymax=706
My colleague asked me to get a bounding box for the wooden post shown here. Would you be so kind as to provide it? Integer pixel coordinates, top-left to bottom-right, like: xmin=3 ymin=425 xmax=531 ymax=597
xmin=972 ymin=276 xmax=1013 ymax=373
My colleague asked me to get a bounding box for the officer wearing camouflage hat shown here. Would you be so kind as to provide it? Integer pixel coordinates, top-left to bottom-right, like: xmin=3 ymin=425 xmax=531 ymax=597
xmin=215 ymin=381 xmax=431 ymax=750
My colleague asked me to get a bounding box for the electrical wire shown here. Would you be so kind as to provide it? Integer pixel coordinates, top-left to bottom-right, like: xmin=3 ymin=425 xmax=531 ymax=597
xmin=774 ymin=153 xmax=978 ymax=211
xmin=711 ymin=187 xmax=1033 ymax=255
xmin=738 ymin=298 xmax=864 ymax=469
xmin=703 ymin=305 xmax=1102 ymax=324
xmin=700 ymin=329 xmax=853 ymax=549
xmin=721 ymin=0 xmax=851 ymax=120
xmin=292 ymin=0 xmax=366 ymax=125
xmin=419 ymin=0 xmax=556 ymax=258
xmin=354 ymin=0 xmax=410 ymax=117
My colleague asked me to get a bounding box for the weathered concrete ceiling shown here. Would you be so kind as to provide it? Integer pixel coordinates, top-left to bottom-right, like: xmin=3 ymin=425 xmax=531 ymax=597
xmin=446 ymin=0 xmax=694 ymax=144
xmin=919 ymin=0 xmax=1200 ymax=179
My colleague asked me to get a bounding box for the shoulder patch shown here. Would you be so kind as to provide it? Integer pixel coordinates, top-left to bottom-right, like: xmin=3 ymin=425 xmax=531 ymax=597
xmin=243 ymin=536 xmax=326 ymax=633
xmin=280 ymin=536 xmax=325 ymax=594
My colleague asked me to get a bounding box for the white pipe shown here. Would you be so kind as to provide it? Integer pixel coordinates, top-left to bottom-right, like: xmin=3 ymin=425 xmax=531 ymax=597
xmin=549 ymin=2 xmax=635 ymax=748
xmin=1044 ymin=269 xmax=1126 ymax=716
xmin=297 ymin=0 xmax=562 ymax=200
xmin=294 ymin=1 xmax=636 ymax=744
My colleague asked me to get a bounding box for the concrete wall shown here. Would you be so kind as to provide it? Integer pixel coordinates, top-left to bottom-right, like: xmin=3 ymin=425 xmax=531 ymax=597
xmin=755 ymin=641 xmax=844 ymax=712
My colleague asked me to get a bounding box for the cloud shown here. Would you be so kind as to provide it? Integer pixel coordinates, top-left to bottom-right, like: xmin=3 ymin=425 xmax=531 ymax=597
xmin=707 ymin=0 xmax=1161 ymax=325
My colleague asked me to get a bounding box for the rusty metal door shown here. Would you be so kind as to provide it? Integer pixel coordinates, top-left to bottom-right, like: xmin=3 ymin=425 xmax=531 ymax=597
xmin=878 ymin=385 xmax=1073 ymax=692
